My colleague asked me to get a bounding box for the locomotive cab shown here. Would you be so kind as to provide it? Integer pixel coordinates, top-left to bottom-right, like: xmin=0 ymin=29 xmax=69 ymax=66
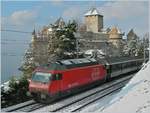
xmin=29 ymin=72 xmax=52 ymax=102
xmin=29 ymin=71 xmax=63 ymax=103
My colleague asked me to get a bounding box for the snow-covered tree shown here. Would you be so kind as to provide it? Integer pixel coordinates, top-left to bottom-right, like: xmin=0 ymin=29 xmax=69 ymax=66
xmin=19 ymin=44 xmax=38 ymax=77
xmin=123 ymin=30 xmax=149 ymax=57
xmin=141 ymin=33 xmax=149 ymax=57
xmin=123 ymin=29 xmax=140 ymax=56
xmin=1 ymin=75 xmax=31 ymax=108
xmin=47 ymin=20 xmax=77 ymax=62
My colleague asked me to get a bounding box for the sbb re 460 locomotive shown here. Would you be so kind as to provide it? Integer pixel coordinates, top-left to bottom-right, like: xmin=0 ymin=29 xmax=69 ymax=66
xmin=29 ymin=57 xmax=145 ymax=103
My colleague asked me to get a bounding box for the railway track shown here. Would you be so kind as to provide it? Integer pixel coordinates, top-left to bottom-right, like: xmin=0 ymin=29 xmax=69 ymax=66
xmin=1 ymin=100 xmax=45 ymax=112
xmin=14 ymin=103 xmax=45 ymax=112
xmin=2 ymin=74 xmax=134 ymax=112
xmin=2 ymin=100 xmax=34 ymax=112
xmin=34 ymin=74 xmax=134 ymax=112
xmin=59 ymin=80 xmax=127 ymax=112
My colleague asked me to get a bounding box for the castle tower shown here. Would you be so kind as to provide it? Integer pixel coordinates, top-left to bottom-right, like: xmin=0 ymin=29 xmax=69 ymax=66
xmin=85 ymin=8 xmax=103 ymax=33
xmin=108 ymin=27 xmax=123 ymax=40
xmin=108 ymin=27 xmax=124 ymax=56
xmin=108 ymin=27 xmax=124 ymax=48
xmin=127 ymin=29 xmax=138 ymax=41
xmin=54 ymin=17 xmax=65 ymax=29
xmin=31 ymin=29 xmax=37 ymax=43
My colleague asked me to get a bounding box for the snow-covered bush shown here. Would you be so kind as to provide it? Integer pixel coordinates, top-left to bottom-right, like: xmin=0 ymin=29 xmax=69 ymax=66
xmin=1 ymin=75 xmax=31 ymax=108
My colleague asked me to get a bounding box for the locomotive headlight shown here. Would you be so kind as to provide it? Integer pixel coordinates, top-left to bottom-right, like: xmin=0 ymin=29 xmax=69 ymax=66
xmin=41 ymin=94 xmax=46 ymax=99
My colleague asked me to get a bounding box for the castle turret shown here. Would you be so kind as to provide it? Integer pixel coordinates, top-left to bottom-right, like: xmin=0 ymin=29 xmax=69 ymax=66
xmin=108 ymin=27 xmax=123 ymax=40
xmin=127 ymin=29 xmax=138 ymax=41
xmin=108 ymin=27 xmax=124 ymax=55
xmin=85 ymin=8 xmax=103 ymax=33
xmin=54 ymin=17 xmax=65 ymax=29
xmin=31 ymin=29 xmax=37 ymax=43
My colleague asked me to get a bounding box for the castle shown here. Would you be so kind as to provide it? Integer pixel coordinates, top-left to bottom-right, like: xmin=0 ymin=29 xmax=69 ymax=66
xmin=29 ymin=8 xmax=125 ymax=64
xmin=77 ymin=8 xmax=124 ymax=55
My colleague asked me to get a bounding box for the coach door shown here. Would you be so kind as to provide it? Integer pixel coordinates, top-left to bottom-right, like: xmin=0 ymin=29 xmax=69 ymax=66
xmin=106 ymin=64 xmax=111 ymax=80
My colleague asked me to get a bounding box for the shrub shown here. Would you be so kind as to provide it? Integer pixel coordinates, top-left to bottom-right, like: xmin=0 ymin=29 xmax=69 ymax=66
xmin=1 ymin=75 xmax=31 ymax=108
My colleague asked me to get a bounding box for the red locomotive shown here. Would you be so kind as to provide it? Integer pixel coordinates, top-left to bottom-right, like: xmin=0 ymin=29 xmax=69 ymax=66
xmin=29 ymin=57 xmax=145 ymax=103
xmin=29 ymin=58 xmax=106 ymax=103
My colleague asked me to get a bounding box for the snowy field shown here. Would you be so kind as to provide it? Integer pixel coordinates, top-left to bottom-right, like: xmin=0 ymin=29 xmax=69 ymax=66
xmin=82 ymin=61 xmax=150 ymax=113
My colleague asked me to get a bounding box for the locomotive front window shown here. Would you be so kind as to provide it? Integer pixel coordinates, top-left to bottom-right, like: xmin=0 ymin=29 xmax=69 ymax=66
xmin=32 ymin=72 xmax=51 ymax=83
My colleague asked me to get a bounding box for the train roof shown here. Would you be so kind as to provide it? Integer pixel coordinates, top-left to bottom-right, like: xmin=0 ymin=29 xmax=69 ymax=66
xmin=41 ymin=56 xmax=147 ymax=71
xmin=58 ymin=58 xmax=97 ymax=65
xmin=97 ymin=56 xmax=145 ymax=65
xmin=43 ymin=58 xmax=99 ymax=70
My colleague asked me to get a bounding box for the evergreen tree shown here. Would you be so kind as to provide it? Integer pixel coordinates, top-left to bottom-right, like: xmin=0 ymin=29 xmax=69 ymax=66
xmin=1 ymin=75 xmax=31 ymax=108
xmin=48 ymin=20 xmax=77 ymax=62
xmin=19 ymin=48 xmax=37 ymax=78
xmin=124 ymin=29 xmax=140 ymax=56
xmin=139 ymin=33 xmax=149 ymax=57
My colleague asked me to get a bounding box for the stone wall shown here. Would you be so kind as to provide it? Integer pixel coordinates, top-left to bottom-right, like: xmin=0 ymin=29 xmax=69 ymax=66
xmin=79 ymin=31 xmax=108 ymax=40
xmin=77 ymin=31 xmax=109 ymax=51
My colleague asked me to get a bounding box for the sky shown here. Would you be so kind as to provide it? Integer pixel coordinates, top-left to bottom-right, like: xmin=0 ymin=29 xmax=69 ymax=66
xmin=1 ymin=0 xmax=149 ymax=37
xmin=1 ymin=0 xmax=149 ymax=82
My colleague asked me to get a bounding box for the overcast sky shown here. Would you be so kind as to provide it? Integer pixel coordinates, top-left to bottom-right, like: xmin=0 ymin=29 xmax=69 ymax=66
xmin=1 ymin=0 xmax=149 ymax=37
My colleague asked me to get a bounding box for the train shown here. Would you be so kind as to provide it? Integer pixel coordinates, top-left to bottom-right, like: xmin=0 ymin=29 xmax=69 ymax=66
xmin=29 ymin=56 xmax=147 ymax=103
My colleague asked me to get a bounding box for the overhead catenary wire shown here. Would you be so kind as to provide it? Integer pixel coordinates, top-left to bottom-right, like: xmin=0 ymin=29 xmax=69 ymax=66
xmin=1 ymin=29 xmax=108 ymax=57
xmin=2 ymin=52 xmax=80 ymax=57
xmin=1 ymin=29 xmax=32 ymax=34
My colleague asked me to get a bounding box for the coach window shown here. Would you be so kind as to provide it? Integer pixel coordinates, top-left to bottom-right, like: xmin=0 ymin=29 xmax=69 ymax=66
xmin=122 ymin=63 xmax=126 ymax=69
xmin=128 ymin=62 xmax=131 ymax=67
xmin=112 ymin=64 xmax=117 ymax=71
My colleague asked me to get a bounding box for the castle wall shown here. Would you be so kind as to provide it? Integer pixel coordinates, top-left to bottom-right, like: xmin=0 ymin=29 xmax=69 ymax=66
xmin=77 ymin=31 xmax=108 ymax=51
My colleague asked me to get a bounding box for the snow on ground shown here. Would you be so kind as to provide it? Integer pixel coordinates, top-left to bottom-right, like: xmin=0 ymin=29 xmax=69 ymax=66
xmin=99 ymin=61 xmax=150 ymax=113
xmin=81 ymin=89 xmax=121 ymax=112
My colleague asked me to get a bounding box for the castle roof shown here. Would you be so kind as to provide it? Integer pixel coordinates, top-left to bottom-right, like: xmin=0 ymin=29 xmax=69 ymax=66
xmin=32 ymin=29 xmax=36 ymax=35
xmin=127 ymin=29 xmax=138 ymax=40
xmin=54 ymin=17 xmax=65 ymax=28
xmin=85 ymin=8 xmax=103 ymax=16
xmin=127 ymin=29 xmax=137 ymax=37
xmin=108 ymin=27 xmax=124 ymax=39
xmin=108 ymin=27 xmax=122 ymax=34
